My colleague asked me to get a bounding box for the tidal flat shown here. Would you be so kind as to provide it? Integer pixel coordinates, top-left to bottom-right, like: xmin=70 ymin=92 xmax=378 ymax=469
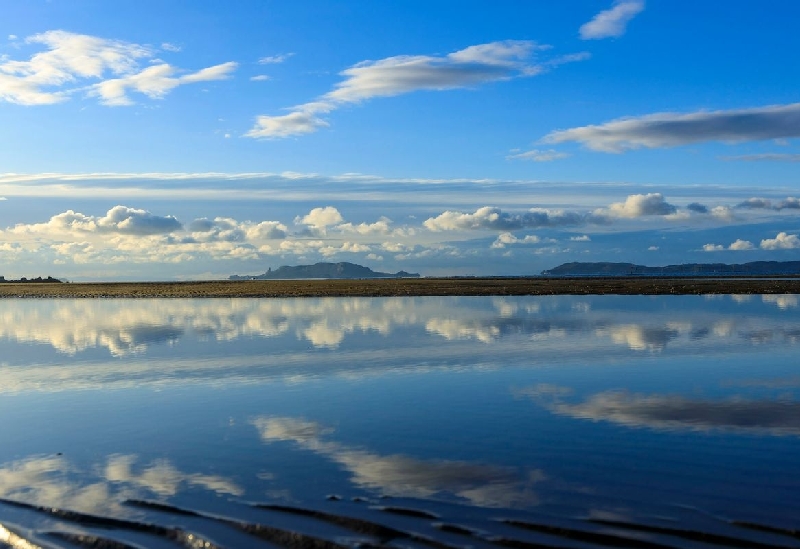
xmin=1 ymin=294 xmax=799 ymax=548
xmin=1 ymin=276 xmax=800 ymax=298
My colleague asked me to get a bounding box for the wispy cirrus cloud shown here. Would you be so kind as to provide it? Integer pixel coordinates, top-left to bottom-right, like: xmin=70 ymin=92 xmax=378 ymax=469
xmin=543 ymin=102 xmax=800 ymax=152
xmin=506 ymin=148 xmax=570 ymax=162
xmin=246 ymin=41 xmax=588 ymax=138
xmin=0 ymin=30 xmax=236 ymax=106
xmin=721 ymin=153 xmax=800 ymax=162
xmin=579 ymin=0 xmax=645 ymax=40
xmin=258 ymin=53 xmax=294 ymax=64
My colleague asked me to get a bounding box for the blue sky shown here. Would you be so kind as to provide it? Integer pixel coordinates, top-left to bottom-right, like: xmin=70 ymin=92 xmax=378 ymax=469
xmin=1 ymin=0 xmax=799 ymax=280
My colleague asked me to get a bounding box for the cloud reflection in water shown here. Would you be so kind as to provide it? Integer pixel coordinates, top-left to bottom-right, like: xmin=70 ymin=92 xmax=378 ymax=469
xmin=253 ymin=417 xmax=543 ymax=508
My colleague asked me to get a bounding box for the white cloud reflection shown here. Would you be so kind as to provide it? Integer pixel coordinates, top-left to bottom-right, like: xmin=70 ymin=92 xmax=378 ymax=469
xmin=253 ymin=417 xmax=542 ymax=508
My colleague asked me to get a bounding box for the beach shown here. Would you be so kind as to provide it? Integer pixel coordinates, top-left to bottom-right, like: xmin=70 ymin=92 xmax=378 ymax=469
xmin=1 ymin=277 xmax=799 ymax=298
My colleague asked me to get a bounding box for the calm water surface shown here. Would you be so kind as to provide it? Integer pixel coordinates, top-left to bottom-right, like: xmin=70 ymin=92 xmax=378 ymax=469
xmin=1 ymin=295 xmax=799 ymax=548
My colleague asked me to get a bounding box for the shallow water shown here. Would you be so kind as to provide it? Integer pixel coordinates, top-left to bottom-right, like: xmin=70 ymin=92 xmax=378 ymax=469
xmin=1 ymin=295 xmax=799 ymax=548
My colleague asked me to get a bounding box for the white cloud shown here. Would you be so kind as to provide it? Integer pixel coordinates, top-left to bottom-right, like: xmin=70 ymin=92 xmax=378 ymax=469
xmin=250 ymin=74 xmax=270 ymax=81
xmin=506 ymin=148 xmax=570 ymax=162
xmin=424 ymin=206 xmax=595 ymax=231
xmin=729 ymin=239 xmax=755 ymax=251
xmin=296 ymin=206 xmax=344 ymax=230
xmin=602 ymin=193 xmax=676 ymax=218
xmin=0 ymin=30 xmax=236 ymax=106
xmin=11 ymin=205 xmax=181 ymax=235
xmin=760 ymin=232 xmax=800 ymax=250
xmin=91 ymin=61 xmax=236 ymax=106
xmin=647 ymin=246 xmax=659 ymax=251
xmin=491 ymin=232 xmax=541 ymax=248
xmin=544 ymin=102 xmax=800 ymax=152
xmin=537 ymin=390 xmax=800 ymax=436
xmin=703 ymin=239 xmax=756 ymax=251
xmin=247 ymin=41 xmax=586 ymax=138
xmin=258 ymin=53 xmax=294 ymax=64
xmin=579 ymin=0 xmax=645 ymax=40
xmin=161 ymin=42 xmax=181 ymax=52
xmin=254 ymin=416 xmax=541 ymax=508
xmin=570 ymin=235 xmax=591 ymax=242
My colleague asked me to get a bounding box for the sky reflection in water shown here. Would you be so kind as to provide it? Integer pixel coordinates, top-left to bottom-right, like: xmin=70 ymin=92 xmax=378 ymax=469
xmin=0 ymin=295 xmax=798 ymax=544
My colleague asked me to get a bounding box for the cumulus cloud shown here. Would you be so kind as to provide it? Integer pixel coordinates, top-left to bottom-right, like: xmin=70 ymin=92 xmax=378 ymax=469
xmin=506 ymin=148 xmax=570 ymax=162
xmin=687 ymin=202 xmax=708 ymax=214
xmin=579 ymin=0 xmax=645 ymax=40
xmin=570 ymin=235 xmax=591 ymax=242
xmin=296 ymin=206 xmax=344 ymax=230
xmin=602 ymin=193 xmax=676 ymax=218
xmin=729 ymin=239 xmax=755 ymax=251
xmin=188 ymin=217 xmax=287 ymax=242
xmin=250 ymin=75 xmax=270 ymax=81
xmin=544 ymin=102 xmax=800 ymax=152
xmin=0 ymin=30 xmax=235 ymax=106
xmin=491 ymin=232 xmax=541 ymax=248
xmin=247 ymin=40 xmax=586 ymax=138
xmin=424 ymin=206 xmax=596 ymax=231
xmin=760 ymin=232 xmax=800 ymax=250
xmin=10 ymin=205 xmax=182 ymax=235
xmin=703 ymin=239 xmax=755 ymax=252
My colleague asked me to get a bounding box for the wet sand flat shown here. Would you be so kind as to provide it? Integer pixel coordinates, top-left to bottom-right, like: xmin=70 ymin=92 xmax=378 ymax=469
xmin=1 ymin=277 xmax=799 ymax=298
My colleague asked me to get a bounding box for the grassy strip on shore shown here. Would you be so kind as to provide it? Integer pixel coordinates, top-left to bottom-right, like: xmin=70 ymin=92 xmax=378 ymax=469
xmin=1 ymin=277 xmax=799 ymax=298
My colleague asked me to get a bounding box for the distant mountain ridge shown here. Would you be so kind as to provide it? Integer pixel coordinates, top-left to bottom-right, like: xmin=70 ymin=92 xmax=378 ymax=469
xmin=230 ymin=262 xmax=420 ymax=280
xmin=542 ymin=261 xmax=800 ymax=276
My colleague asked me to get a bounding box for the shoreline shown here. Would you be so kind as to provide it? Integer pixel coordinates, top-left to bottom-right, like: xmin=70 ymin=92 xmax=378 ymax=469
xmin=1 ymin=277 xmax=800 ymax=298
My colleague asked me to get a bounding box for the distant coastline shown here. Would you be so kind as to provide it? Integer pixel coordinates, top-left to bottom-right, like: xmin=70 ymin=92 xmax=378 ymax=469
xmin=229 ymin=261 xmax=420 ymax=280
xmin=0 ymin=276 xmax=62 ymax=284
xmin=542 ymin=261 xmax=800 ymax=277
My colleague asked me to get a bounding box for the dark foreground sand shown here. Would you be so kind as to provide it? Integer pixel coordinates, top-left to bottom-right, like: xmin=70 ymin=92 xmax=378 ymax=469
xmin=1 ymin=277 xmax=799 ymax=298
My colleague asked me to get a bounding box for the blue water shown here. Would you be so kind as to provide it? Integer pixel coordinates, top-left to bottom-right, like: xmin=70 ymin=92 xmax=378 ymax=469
xmin=0 ymin=295 xmax=798 ymax=547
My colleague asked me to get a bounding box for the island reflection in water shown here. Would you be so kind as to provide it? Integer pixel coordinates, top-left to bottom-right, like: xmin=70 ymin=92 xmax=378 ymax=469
xmin=0 ymin=295 xmax=799 ymax=547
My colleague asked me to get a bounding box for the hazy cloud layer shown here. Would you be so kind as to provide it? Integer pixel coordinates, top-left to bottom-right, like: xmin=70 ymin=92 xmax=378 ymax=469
xmin=0 ymin=30 xmax=236 ymax=106
xmin=579 ymin=0 xmax=645 ymax=40
xmin=506 ymin=148 xmax=570 ymax=162
xmin=247 ymin=41 xmax=586 ymax=138
xmin=735 ymin=197 xmax=800 ymax=211
xmin=544 ymin=102 xmax=800 ymax=152
xmin=721 ymin=153 xmax=800 ymax=162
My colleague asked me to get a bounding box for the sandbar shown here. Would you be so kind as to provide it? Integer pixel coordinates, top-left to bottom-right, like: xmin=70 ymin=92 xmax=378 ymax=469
xmin=1 ymin=277 xmax=799 ymax=298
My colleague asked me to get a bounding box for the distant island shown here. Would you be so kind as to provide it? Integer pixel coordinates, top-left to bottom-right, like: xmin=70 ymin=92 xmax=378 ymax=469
xmin=230 ymin=262 xmax=420 ymax=280
xmin=0 ymin=276 xmax=62 ymax=283
xmin=542 ymin=261 xmax=800 ymax=277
